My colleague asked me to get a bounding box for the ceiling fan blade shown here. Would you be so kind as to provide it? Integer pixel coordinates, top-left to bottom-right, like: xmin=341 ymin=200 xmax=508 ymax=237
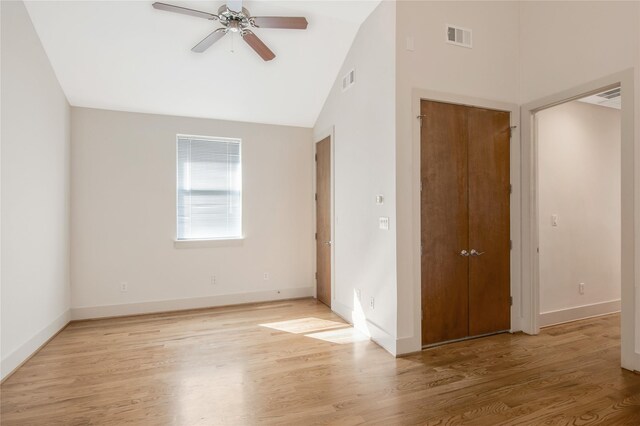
xmin=152 ymin=2 xmax=217 ymax=20
xmin=242 ymin=31 xmax=275 ymax=61
xmin=251 ymin=16 xmax=308 ymax=30
xmin=227 ymin=0 xmax=243 ymax=12
xmin=192 ymin=28 xmax=227 ymax=53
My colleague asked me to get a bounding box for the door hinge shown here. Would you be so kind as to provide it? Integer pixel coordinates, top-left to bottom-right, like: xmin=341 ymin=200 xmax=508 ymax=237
xmin=509 ymin=240 xmax=512 ymax=250
xmin=420 ymin=181 xmax=423 ymax=192
xmin=417 ymin=114 xmax=427 ymax=127
xmin=509 ymin=296 xmax=513 ymax=306
xmin=315 ymin=193 xmax=318 ymax=201
xmin=509 ymin=184 xmax=512 ymax=194
xmin=509 ymin=125 xmax=517 ymax=138
xmin=315 ymin=232 xmax=317 ymax=240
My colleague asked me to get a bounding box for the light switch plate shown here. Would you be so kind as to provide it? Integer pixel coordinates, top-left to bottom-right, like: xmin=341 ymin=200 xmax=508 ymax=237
xmin=551 ymin=214 xmax=558 ymax=227
xmin=379 ymin=217 xmax=389 ymax=230
xmin=406 ymin=36 xmax=415 ymax=51
xmin=376 ymin=195 xmax=384 ymax=205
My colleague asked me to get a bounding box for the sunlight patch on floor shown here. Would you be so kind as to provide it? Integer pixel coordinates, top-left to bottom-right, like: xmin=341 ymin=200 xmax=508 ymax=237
xmin=259 ymin=317 xmax=349 ymax=334
xmin=305 ymin=327 xmax=369 ymax=344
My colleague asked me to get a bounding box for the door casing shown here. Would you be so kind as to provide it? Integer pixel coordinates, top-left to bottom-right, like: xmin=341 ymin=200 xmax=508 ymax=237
xmin=521 ymin=69 xmax=638 ymax=371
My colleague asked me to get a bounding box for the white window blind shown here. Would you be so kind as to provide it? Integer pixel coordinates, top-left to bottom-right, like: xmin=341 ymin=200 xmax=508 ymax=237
xmin=177 ymin=135 xmax=242 ymax=240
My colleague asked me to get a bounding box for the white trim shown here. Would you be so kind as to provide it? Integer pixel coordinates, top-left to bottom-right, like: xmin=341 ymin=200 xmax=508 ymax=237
xmin=1 ymin=310 xmax=70 ymax=380
xmin=71 ymin=287 xmax=314 ymax=320
xmin=404 ymin=88 xmax=522 ymax=355
xmin=331 ymin=300 xmax=397 ymax=356
xmin=396 ymin=336 xmax=419 ymax=356
xmin=521 ymin=69 xmax=638 ymax=372
xmin=173 ymin=237 xmax=244 ymax=249
xmin=176 ymin=134 xmax=241 ymax=144
xmin=539 ymin=300 xmax=621 ymax=328
xmin=366 ymin=319 xmax=396 ymax=356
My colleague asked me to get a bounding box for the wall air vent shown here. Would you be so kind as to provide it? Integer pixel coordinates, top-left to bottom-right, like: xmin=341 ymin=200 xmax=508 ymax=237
xmin=342 ymin=69 xmax=355 ymax=92
xmin=446 ymin=24 xmax=472 ymax=48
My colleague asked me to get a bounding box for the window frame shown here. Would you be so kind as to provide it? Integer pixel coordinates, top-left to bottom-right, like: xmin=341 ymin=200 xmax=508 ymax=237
xmin=174 ymin=133 xmax=243 ymax=246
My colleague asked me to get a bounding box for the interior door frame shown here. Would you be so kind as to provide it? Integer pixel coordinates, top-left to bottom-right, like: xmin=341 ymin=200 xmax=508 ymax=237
xmin=521 ymin=69 xmax=639 ymax=372
xmin=411 ymin=89 xmax=522 ymax=351
xmin=313 ymin=127 xmax=335 ymax=307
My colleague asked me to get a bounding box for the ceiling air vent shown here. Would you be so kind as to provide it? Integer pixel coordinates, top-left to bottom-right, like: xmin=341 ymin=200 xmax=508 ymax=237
xmin=577 ymin=87 xmax=621 ymax=110
xmin=342 ymin=69 xmax=355 ymax=92
xmin=446 ymin=24 xmax=472 ymax=48
xmin=597 ymin=87 xmax=621 ymax=100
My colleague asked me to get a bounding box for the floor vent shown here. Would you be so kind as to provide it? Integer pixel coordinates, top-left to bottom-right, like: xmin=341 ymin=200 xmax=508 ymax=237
xmin=446 ymin=24 xmax=472 ymax=48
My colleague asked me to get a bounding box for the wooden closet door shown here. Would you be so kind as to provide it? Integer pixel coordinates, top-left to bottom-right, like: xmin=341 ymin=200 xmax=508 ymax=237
xmin=316 ymin=137 xmax=331 ymax=307
xmin=421 ymin=100 xmax=470 ymax=346
xmin=467 ymin=108 xmax=511 ymax=336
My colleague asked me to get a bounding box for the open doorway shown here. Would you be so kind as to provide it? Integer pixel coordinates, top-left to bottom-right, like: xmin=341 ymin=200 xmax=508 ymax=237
xmin=536 ymin=88 xmax=621 ymax=328
xmin=522 ymin=70 xmax=637 ymax=371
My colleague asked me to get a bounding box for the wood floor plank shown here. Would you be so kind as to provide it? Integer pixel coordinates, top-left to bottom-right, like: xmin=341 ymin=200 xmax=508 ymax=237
xmin=1 ymin=299 xmax=639 ymax=425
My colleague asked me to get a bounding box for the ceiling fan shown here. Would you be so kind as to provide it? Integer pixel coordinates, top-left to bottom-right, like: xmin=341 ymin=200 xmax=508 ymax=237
xmin=152 ymin=1 xmax=308 ymax=61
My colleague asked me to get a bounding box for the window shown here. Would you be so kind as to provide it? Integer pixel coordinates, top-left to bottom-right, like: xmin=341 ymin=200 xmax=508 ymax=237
xmin=176 ymin=135 xmax=242 ymax=240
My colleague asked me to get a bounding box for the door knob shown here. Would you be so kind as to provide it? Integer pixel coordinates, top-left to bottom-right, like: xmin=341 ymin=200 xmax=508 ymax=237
xmin=470 ymin=249 xmax=485 ymax=256
xmin=460 ymin=250 xmax=469 ymax=257
xmin=324 ymin=241 xmax=332 ymax=246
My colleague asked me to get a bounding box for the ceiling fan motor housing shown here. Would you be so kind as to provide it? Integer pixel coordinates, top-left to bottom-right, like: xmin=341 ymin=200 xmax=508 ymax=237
xmin=217 ymin=5 xmax=252 ymax=33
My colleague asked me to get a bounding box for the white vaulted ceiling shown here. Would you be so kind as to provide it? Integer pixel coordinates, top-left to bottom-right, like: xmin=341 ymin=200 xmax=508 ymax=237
xmin=24 ymin=0 xmax=381 ymax=127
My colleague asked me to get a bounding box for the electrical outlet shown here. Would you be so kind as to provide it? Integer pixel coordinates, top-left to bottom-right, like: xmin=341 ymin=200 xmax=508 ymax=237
xmin=370 ymin=297 xmax=375 ymax=309
xmin=120 ymin=281 xmax=128 ymax=292
xmin=579 ymin=283 xmax=585 ymax=295
xmin=211 ymin=275 xmax=217 ymax=285
xmin=263 ymin=272 xmax=270 ymax=281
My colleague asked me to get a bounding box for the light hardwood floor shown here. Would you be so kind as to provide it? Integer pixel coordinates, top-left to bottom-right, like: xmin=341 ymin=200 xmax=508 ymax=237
xmin=1 ymin=298 xmax=639 ymax=425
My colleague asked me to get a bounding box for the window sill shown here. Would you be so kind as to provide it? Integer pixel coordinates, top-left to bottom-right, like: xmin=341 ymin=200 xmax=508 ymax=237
xmin=174 ymin=237 xmax=244 ymax=249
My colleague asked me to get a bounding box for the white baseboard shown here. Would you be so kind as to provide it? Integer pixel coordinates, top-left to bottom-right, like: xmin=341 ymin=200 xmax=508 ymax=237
xmin=1 ymin=309 xmax=70 ymax=381
xmin=366 ymin=319 xmax=396 ymax=355
xmin=71 ymin=287 xmax=314 ymax=320
xmin=539 ymin=299 xmax=621 ymax=328
xmin=330 ymin=299 xmax=397 ymax=356
xmin=330 ymin=299 xmax=354 ymax=324
xmin=396 ymin=335 xmax=421 ymax=355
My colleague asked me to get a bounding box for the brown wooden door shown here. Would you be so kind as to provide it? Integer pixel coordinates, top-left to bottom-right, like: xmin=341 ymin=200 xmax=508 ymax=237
xmin=316 ymin=137 xmax=331 ymax=307
xmin=468 ymin=108 xmax=511 ymax=336
xmin=421 ymin=100 xmax=510 ymax=346
xmin=421 ymin=100 xmax=470 ymax=345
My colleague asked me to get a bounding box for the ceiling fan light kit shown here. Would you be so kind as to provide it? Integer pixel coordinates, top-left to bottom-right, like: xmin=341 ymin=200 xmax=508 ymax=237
xmin=152 ymin=1 xmax=308 ymax=61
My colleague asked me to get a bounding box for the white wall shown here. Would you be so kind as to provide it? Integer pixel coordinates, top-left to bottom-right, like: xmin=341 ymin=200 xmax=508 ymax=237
xmin=538 ymin=101 xmax=621 ymax=317
xmin=519 ymin=0 xmax=640 ymax=368
xmin=71 ymin=108 xmax=313 ymax=317
xmin=1 ymin=1 xmax=71 ymax=379
xmin=313 ymin=1 xmax=397 ymax=353
xmin=394 ymin=1 xmax=520 ymax=352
